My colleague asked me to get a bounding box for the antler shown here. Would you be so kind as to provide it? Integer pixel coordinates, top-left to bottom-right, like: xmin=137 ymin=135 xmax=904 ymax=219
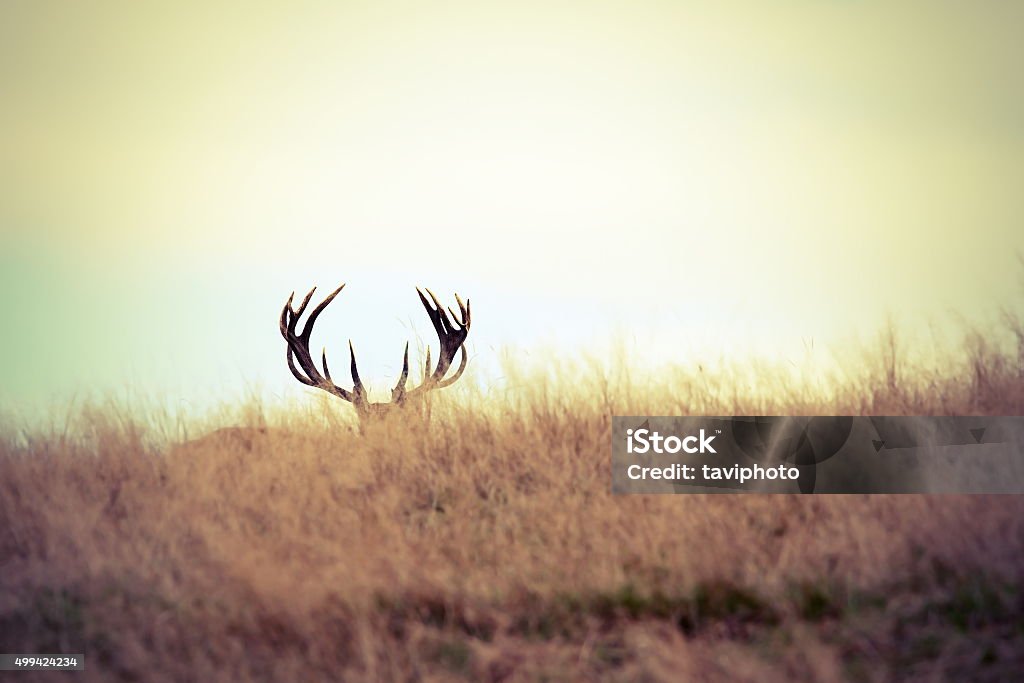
xmin=397 ymin=288 xmax=472 ymax=401
xmin=280 ymin=283 xmax=471 ymax=417
xmin=279 ymin=284 xmax=369 ymax=411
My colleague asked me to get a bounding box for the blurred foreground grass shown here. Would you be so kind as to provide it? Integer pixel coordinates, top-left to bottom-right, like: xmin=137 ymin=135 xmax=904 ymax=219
xmin=2 ymin=320 xmax=1024 ymax=682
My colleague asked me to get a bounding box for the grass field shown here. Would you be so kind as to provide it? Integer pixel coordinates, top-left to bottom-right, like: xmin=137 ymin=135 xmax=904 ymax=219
xmin=2 ymin=322 xmax=1024 ymax=682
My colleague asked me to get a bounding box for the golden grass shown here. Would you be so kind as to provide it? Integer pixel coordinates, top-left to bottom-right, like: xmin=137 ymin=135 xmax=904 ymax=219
xmin=2 ymin=323 xmax=1024 ymax=682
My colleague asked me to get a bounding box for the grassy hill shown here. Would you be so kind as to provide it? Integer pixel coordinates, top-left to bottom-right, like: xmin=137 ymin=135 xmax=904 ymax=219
xmin=2 ymin=324 xmax=1023 ymax=682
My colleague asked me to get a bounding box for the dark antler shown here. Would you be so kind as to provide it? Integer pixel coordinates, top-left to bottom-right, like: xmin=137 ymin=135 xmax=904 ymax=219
xmin=397 ymin=288 xmax=471 ymax=401
xmin=279 ymin=284 xmax=369 ymax=411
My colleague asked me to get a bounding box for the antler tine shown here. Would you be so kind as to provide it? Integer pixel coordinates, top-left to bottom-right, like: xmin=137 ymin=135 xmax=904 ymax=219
xmin=279 ymin=291 xmax=296 ymax=337
xmin=348 ymin=340 xmax=366 ymax=400
xmin=321 ymin=347 xmax=333 ymax=382
xmin=425 ymin=288 xmax=453 ymax=335
xmin=293 ymin=286 xmax=316 ymax=320
xmin=452 ymin=293 xmax=469 ymax=327
xmin=391 ymin=342 xmax=410 ymax=402
xmin=416 ymin=287 xmax=447 ymax=337
xmin=436 ymin=346 xmax=468 ymax=388
xmin=300 ymin=284 xmax=345 ymax=342
xmin=286 ymin=346 xmax=316 ymax=386
xmin=398 ymin=341 xmax=410 ymax=387
xmin=282 ymin=287 xmax=316 ymax=340
xmin=415 ymin=287 xmax=432 ymax=311
xmin=424 ymin=287 xmax=442 ymax=309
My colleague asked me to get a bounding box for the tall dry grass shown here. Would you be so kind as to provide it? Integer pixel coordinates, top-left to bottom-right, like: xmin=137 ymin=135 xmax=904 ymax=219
xmin=2 ymin=321 xmax=1024 ymax=682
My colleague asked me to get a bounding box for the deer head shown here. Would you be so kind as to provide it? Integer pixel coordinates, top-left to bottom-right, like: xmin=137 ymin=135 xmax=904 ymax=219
xmin=279 ymin=284 xmax=471 ymax=420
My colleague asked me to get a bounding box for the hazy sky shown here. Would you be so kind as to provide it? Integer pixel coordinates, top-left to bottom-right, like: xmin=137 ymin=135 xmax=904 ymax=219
xmin=3 ymin=1 xmax=1023 ymax=417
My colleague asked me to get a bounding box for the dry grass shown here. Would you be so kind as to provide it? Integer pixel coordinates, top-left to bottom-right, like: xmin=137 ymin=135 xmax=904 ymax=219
xmin=2 ymin=324 xmax=1024 ymax=682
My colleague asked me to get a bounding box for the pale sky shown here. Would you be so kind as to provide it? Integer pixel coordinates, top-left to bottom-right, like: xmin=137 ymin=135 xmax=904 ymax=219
xmin=2 ymin=1 xmax=1023 ymax=418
